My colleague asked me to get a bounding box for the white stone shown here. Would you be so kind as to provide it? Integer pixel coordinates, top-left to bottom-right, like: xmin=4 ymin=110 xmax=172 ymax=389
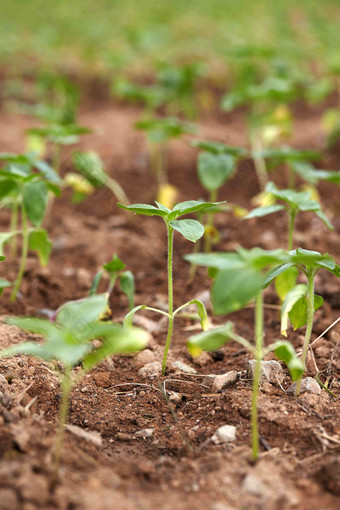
xmin=138 ymin=361 xmax=162 ymax=380
xmin=287 ymin=376 xmax=321 ymax=396
xmin=135 ymin=428 xmax=154 ymax=438
xmin=168 ymin=391 xmax=182 ymax=405
xmin=173 ymin=361 xmax=197 ymax=374
xmin=247 ymin=360 xmax=284 ymax=385
xmin=211 ymin=425 xmax=236 ymax=444
xmin=134 ymin=349 xmax=156 ymax=369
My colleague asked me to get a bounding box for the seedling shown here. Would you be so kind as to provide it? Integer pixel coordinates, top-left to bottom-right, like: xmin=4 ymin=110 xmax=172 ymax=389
xmin=135 ymin=117 xmax=196 ymax=202
xmin=89 ymin=254 xmax=135 ymax=310
xmin=264 ymin=248 xmax=340 ymax=396
xmin=245 ymin=182 xmax=333 ymax=251
xmin=192 ymin=140 xmax=246 ymax=251
xmin=0 ymin=293 xmax=148 ymax=482
xmin=185 ymin=247 xmax=303 ymax=460
xmin=118 ymin=200 xmax=222 ymax=374
xmin=113 ymin=78 xmax=167 ymax=113
xmin=0 ymin=153 xmax=61 ymax=300
xmin=70 ymin=151 xmax=129 ymax=205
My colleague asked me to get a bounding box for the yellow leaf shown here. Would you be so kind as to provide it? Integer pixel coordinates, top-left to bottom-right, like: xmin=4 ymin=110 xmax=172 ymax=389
xmin=157 ymin=184 xmax=178 ymax=209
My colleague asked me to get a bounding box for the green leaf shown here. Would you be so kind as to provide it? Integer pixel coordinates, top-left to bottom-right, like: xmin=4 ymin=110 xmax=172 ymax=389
xmin=212 ymin=268 xmax=264 ymax=314
xmin=328 ymin=264 xmax=340 ymax=278
xmin=29 ymin=230 xmax=52 ymax=266
xmin=117 ymin=203 xmax=168 ymax=218
xmin=271 ymin=340 xmax=304 ymax=381
xmin=289 ymin=248 xmax=336 ymax=271
xmin=197 ymin=152 xmax=235 ymax=191
xmin=185 ymin=252 xmax=246 ymax=271
xmin=103 ymin=255 xmax=126 ymax=274
xmin=192 ymin=140 xmax=247 ymax=157
xmin=56 ymin=294 xmax=108 ymax=337
xmin=0 ymin=179 xmax=18 ymax=200
xmin=171 ymin=200 xmax=224 ymax=218
xmin=187 ymin=322 xmax=235 ymax=356
xmin=244 ymin=204 xmax=285 ymax=219
xmin=280 ymin=284 xmax=308 ymax=336
xmin=263 ymin=263 xmax=296 ymax=287
xmin=22 ymin=180 xmax=48 ymax=226
xmin=169 ymin=219 xmax=204 ymax=242
xmin=120 ymin=270 xmax=135 ymax=310
xmin=0 ymin=278 xmax=11 ymax=295
xmin=123 ymin=305 xmax=148 ymax=328
xmin=82 ymin=324 xmax=149 ymax=372
xmin=0 ymin=232 xmax=17 ymax=257
xmin=315 ymin=210 xmax=334 ymax=230
xmin=72 ymin=151 xmax=107 ymax=188
xmin=275 ymin=266 xmax=298 ymax=301
xmin=182 ymin=299 xmax=209 ymax=330
xmin=289 ymin=294 xmax=324 ymax=331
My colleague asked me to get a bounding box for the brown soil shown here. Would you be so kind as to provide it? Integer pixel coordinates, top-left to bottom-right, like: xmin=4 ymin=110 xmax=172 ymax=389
xmin=0 ymin=91 xmax=339 ymax=510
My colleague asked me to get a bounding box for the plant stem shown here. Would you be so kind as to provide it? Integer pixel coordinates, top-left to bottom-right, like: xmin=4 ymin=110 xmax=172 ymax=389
xmin=251 ymin=290 xmax=263 ymax=461
xmin=162 ymin=224 xmax=174 ymax=375
xmin=250 ymin=133 xmax=268 ymax=191
xmin=10 ymin=201 xmax=18 ymax=258
xmin=10 ymin=206 xmax=28 ymax=302
xmin=204 ymin=188 xmax=218 ymax=253
xmin=288 ymin=207 xmax=296 ymax=251
xmin=52 ymin=367 xmax=72 ymax=484
xmin=295 ymin=270 xmax=315 ymax=397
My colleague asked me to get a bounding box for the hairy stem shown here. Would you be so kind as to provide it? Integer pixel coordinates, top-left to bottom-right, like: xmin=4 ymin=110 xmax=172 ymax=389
xmin=10 ymin=201 xmax=18 ymax=258
xmin=295 ymin=270 xmax=315 ymax=397
xmin=52 ymin=367 xmax=72 ymax=484
xmin=288 ymin=207 xmax=296 ymax=251
xmin=251 ymin=290 xmax=263 ymax=461
xmin=162 ymin=224 xmax=174 ymax=375
xmin=250 ymin=133 xmax=268 ymax=191
xmin=204 ymin=188 xmax=218 ymax=253
xmin=10 ymin=206 xmax=28 ymax=302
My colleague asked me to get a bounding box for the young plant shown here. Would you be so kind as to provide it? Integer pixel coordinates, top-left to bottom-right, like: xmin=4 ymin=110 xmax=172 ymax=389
xmin=0 ymin=153 xmax=61 ymax=300
xmin=89 ymin=254 xmax=135 ymax=310
xmin=118 ymin=200 xmax=222 ymax=374
xmin=135 ymin=117 xmax=196 ymax=204
xmin=185 ymin=247 xmax=304 ymax=460
xmin=245 ymin=181 xmax=333 ymax=251
xmin=69 ymin=151 xmax=129 ymax=205
xmin=0 ymin=293 xmax=148 ymax=481
xmin=113 ymin=78 xmax=167 ymax=114
xmin=264 ymin=248 xmax=340 ymax=396
xmin=192 ymin=140 xmax=247 ymax=251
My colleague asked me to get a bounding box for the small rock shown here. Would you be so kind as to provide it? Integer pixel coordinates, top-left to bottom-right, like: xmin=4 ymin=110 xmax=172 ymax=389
xmin=134 ymin=349 xmax=156 ymax=369
xmin=77 ymin=268 xmax=92 ymax=288
xmin=247 ymin=360 xmax=284 ymax=386
xmin=211 ymin=425 xmax=236 ymax=444
xmin=168 ymin=391 xmax=182 ymax=405
xmin=66 ymin=424 xmax=102 ymax=447
xmin=242 ymin=473 xmax=267 ymax=496
xmin=211 ymin=371 xmax=238 ymax=393
xmin=173 ymin=361 xmax=197 ymax=374
xmin=287 ymin=377 xmax=321 ymax=396
xmin=135 ymin=428 xmax=154 ymax=438
xmin=138 ymin=361 xmax=162 ymax=379
xmin=94 ymin=372 xmax=111 ymax=388
xmin=117 ymin=432 xmax=134 ymax=441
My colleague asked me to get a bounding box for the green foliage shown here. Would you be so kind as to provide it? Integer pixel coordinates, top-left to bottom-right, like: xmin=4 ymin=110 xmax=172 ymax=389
xmin=135 ymin=117 xmax=196 ymax=144
xmin=90 ymin=254 xmax=135 ymax=311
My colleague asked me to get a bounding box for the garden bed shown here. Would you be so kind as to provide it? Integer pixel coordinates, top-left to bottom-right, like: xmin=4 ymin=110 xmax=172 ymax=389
xmin=0 ymin=95 xmax=339 ymax=510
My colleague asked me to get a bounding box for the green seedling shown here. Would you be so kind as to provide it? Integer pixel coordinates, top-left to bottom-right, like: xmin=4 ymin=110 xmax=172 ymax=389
xmin=192 ymin=140 xmax=247 ymax=251
xmin=118 ymin=200 xmax=222 ymax=374
xmin=89 ymin=254 xmax=135 ymax=310
xmin=113 ymin=79 xmax=167 ymax=113
xmin=0 ymin=255 xmax=11 ymax=295
xmin=0 ymin=293 xmax=148 ymax=482
xmin=264 ymin=248 xmax=340 ymax=396
xmin=70 ymin=151 xmax=129 ymax=204
xmin=0 ymin=153 xmax=61 ymax=300
xmin=245 ymin=182 xmax=333 ymax=251
xmin=185 ymin=247 xmax=304 ymax=460
xmin=135 ymin=116 xmax=196 ymax=195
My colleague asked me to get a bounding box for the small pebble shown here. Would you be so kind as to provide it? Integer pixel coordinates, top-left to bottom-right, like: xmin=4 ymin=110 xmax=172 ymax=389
xmin=211 ymin=371 xmax=238 ymax=393
xmin=138 ymin=361 xmax=162 ymax=380
xmin=247 ymin=360 xmax=284 ymax=385
xmin=211 ymin=425 xmax=236 ymax=444
xmin=287 ymin=377 xmax=321 ymax=396
xmin=173 ymin=361 xmax=197 ymax=374
xmin=135 ymin=428 xmax=154 ymax=438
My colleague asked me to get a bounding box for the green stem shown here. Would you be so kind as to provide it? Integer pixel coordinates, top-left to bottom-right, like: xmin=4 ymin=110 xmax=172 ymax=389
xmin=204 ymin=188 xmax=218 ymax=253
xmin=108 ymin=274 xmax=118 ymax=294
xmin=10 ymin=201 xmax=18 ymax=258
xmin=251 ymin=290 xmax=263 ymax=461
xmin=162 ymin=224 xmax=174 ymax=375
xmin=288 ymin=207 xmax=296 ymax=251
xmin=52 ymin=367 xmax=72 ymax=484
xmin=250 ymin=133 xmax=268 ymax=191
xmin=295 ymin=271 xmax=315 ymax=397
xmin=10 ymin=206 xmax=29 ymax=302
